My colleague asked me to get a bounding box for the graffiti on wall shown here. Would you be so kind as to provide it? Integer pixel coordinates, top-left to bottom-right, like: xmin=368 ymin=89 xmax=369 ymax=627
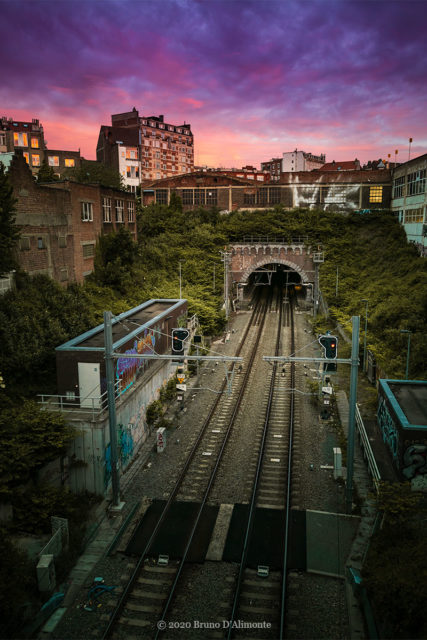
xmin=116 ymin=328 xmax=156 ymax=394
xmin=377 ymin=397 xmax=399 ymax=465
xmin=402 ymin=445 xmax=427 ymax=479
xmin=118 ymin=423 xmax=134 ymax=466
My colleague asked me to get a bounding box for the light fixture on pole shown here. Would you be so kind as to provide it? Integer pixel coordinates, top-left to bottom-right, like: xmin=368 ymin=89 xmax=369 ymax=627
xmin=395 ymin=149 xmax=398 ymax=165
xmin=400 ymin=329 xmax=412 ymax=380
xmin=408 ymin=138 xmax=413 ymax=161
xmin=361 ymin=299 xmax=369 ymax=373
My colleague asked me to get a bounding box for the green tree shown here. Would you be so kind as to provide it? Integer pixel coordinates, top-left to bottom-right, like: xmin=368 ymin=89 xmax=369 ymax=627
xmin=0 ymin=164 xmax=19 ymax=277
xmin=93 ymin=227 xmax=137 ymax=291
xmin=36 ymin=159 xmax=58 ymax=183
xmin=66 ymin=159 xmax=123 ymax=189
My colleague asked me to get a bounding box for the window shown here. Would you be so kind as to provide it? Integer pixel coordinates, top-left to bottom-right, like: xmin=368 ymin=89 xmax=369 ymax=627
xmin=37 ymin=237 xmax=45 ymax=249
xmin=407 ymin=169 xmax=426 ymax=196
xmin=58 ymin=235 xmax=67 ymax=248
xmin=103 ymin=197 xmax=112 ymax=222
xmin=32 ymin=154 xmax=40 ymax=166
xmin=13 ymin=132 xmax=28 ymax=147
xmin=404 ymin=208 xmax=424 ymax=223
xmin=181 ymin=189 xmax=193 ymax=205
xmin=126 ymin=148 xmax=138 ymax=160
xmin=48 ymin=156 xmax=59 ymax=167
xmin=0 ymin=133 xmax=6 ymax=146
xmin=156 ymin=189 xmax=168 ymax=204
xmin=59 ymin=268 xmax=68 ymax=282
xmin=31 ymin=138 xmax=39 ymax=148
xmin=269 ymin=187 xmax=281 ymax=204
xmin=115 ymin=199 xmax=124 ymax=222
xmin=126 ymin=165 xmax=139 ymax=179
xmin=127 ymin=201 xmax=135 ymax=222
xmin=65 ymin=158 xmax=75 ymax=167
xmin=206 ymin=190 xmax=217 ymax=206
xmin=82 ymin=243 xmax=95 ymax=258
xmin=81 ymin=202 xmax=93 ymax=221
xmin=19 ymin=236 xmax=30 ymax=251
xmin=194 ymin=189 xmax=205 ymax=206
xmin=258 ymin=188 xmax=268 ymax=204
xmin=23 ymin=152 xmax=29 ymax=164
xmin=393 ymin=175 xmax=405 ymax=198
xmin=369 ymin=186 xmax=383 ymax=203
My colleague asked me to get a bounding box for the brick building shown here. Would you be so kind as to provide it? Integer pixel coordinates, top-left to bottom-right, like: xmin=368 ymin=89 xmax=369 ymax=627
xmin=260 ymin=158 xmax=283 ymax=182
xmin=319 ymin=159 xmax=361 ymax=171
xmin=194 ymin=165 xmax=271 ymax=183
xmin=97 ymin=108 xmax=194 ymax=187
xmin=1 ymin=115 xmax=81 ymax=178
xmin=6 ymin=152 xmax=137 ymax=285
xmin=142 ymin=169 xmax=392 ymax=213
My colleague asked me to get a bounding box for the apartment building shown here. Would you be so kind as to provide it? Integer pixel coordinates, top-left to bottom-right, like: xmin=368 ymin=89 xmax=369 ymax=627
xmin=283 ymin=149 xmax=326 ymax=172
xmin=1 ymin=116 xmax=81 ymax=178
xmin=97 ymin=108 xmax=194 ymax=187
xmin=195 ymin=165 xmax=271 ymax=183
xmin=391 ymin=153 xmax=427 ymax=256
xmin=320 ymin=159 xmax=361 ymax=171
xmin=260 ymin=158 xmax=283 ymax=182
xmin=6 ymin=152 xmax=137 ymax=285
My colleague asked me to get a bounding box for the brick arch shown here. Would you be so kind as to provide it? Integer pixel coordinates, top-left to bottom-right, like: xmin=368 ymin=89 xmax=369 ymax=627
xmin=240 ymin=258 xmax=310 ymax=284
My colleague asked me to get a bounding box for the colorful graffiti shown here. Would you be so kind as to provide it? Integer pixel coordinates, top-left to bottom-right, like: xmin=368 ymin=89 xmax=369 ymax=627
xmin=402 ymin=445 xmax=427 ymax=479
xmin=116 ymin=329 xmax=156 ymax=393
xmin=118 ymin=423 xmax=134 ymax=466
xmin=377 ymin=397 xmax=399 ymax=464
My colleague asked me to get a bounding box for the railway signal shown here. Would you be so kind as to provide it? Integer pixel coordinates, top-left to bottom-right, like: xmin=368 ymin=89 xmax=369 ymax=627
xmin=172 ymin=328 xmax=190 ymax=355
xmin=319 ymin=334 xmax=338 ymax=372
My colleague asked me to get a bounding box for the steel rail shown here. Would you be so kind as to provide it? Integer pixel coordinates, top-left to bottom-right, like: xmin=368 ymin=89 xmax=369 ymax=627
xmin=226 ymin=286 xmax=284 ymax=638
xmin=102 ymin=292 xmax=264 ymax=639
xmin=154 ymin=292 xmax=272 ymax=639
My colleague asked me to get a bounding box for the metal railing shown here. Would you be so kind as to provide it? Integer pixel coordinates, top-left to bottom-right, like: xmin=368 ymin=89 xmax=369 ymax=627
xmin=355 ymin=404 xmax=381 ymax=492
xmin=38 ymin=380 xmax=121 ymax=419
xmin=241 ymin=236 xmax=309 ymax=244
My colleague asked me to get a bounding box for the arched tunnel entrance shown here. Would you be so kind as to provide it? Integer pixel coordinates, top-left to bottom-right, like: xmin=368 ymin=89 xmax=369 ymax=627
xmin=234 ymin=261 xmax=313 ymax=309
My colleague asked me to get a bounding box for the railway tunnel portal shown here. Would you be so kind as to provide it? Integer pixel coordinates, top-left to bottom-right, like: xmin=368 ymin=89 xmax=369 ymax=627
xmin=228 ymin=238 xmax=323 ymax=308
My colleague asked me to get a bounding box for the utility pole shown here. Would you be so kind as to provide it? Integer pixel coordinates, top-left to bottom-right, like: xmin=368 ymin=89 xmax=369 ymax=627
xmin=220 ymin=250 xmax=231 ymax=320
xmin=179 ymin=261 xmax=182 ymax=299
xmin=103 ymin=311 xmax=121 ymax=509
xmin=361 ymin=299 xmax=368 ymax=373
xmin=346 ymin=315 xmax=360 ymax=513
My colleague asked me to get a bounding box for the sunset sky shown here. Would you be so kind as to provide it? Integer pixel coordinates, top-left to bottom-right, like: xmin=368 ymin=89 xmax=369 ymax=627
xmin=2 ymin=0 xmax=427 ymax=168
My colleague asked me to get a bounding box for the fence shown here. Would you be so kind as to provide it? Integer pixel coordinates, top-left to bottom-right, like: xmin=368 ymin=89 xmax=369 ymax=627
xmin=355 ymin=404 xmax=381 ymax=492
xmin=38 ymin=517 xmax=69 ymax=559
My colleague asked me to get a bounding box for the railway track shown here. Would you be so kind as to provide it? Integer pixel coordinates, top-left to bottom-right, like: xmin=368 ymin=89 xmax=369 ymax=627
xmin=102 ymin=290 xmax=277 ymax=639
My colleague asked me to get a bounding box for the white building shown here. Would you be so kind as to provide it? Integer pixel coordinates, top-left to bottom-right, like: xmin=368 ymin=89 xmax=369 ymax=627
xmin=117 ymin=143 xmax=141 ymax=193
xmin=283 ymin=149 xmax=326 ymax=172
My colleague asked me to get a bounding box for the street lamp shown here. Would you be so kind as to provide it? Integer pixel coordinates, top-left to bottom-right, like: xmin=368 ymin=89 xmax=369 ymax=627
xmin=361 ymin=299 xmax=369 ymax=373
xmin=400 ymin=330 xmax=412 ymax=380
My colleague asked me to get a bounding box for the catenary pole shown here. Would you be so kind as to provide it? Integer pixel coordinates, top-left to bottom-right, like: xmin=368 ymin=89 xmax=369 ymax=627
xmin=346 ymin=315 xmax=360 ymax=513
xmin=104 ymin=311 xmax=120 ymax=508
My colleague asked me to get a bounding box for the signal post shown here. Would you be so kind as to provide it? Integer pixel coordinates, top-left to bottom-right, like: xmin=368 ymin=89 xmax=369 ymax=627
xmin=263 ymin=316 xmax=360 ymax=513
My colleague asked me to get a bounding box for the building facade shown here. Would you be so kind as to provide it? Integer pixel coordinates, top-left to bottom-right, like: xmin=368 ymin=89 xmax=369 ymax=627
xmin=319 ymin=159 xmax=361 ymax=171
xmin=1 ymin=116 xmax=81 ymax=178
xmin=97 ymin=108 xmax=194 ymax=187
xmin=283 ymin=149 xmax=326 ymax=172
xmin=6 ymin=152 xmax=137 ymax=285
xmin=391 ymin=153 xmax=427 ymax=256
xmin=142 ymin=169 xmax=392 ymax=213
xmin=260 ymin=158 xmax=283 ymax=182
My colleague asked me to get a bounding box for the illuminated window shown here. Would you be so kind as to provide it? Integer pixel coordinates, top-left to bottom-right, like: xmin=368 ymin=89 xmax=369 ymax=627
xmin=127 ymin=201 xmax=135 ymax=222
xmin=65 ymin=158 xmax=75 ymax=167
xmin=126 ymin=148 xmax=138 ymax=160
xmin=103 ymin=197 xmax=112 ymax=222
xmin=23 ymin=152 xmax=29 ymax=164
xmin=32 ymin=154 xmax=40 ymax=167
xmin=404 ymin=208 xmax=424 ymax=223
xmin=48 ymin=156 xmax=59 ymax=167
xmin=369 ymin=186 xmax=383 ymax=202
xmin=13 ymin=132 xmax=28 ymax=147
xmin=31 ymin=138 xmax=39 ymax=148
xmin=126 ymin=166 xmax=139 ymax=178
xmin=115 ymin=199 xmax=124 ymax=222
xmin=81 ymin=202 xmax=93 ymax=222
